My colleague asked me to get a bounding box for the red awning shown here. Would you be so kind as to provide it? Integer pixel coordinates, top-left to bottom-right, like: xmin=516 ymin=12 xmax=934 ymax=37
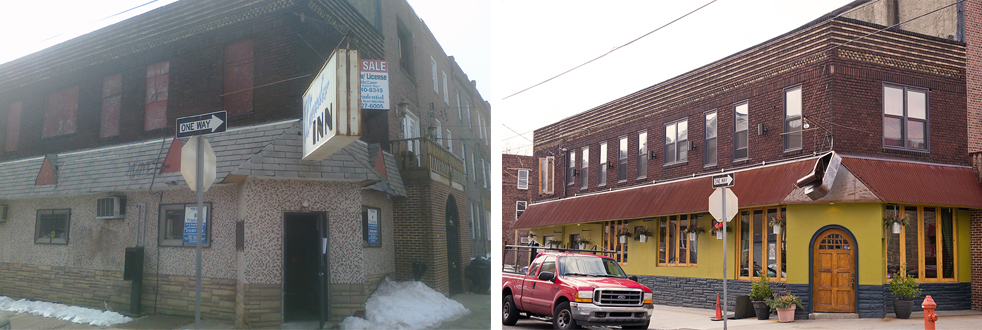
xmin=841 ymin=156 xmax=982 ymax=208
xmin=514 ymin=157 xmax=816 ymax=229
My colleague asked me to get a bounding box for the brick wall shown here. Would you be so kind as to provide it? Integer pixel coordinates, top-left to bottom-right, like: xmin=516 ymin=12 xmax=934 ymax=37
xmin=972 ymin=210 xmax=982 ymax=310
xmin=966 ymin=0 xmax=982 ymax=313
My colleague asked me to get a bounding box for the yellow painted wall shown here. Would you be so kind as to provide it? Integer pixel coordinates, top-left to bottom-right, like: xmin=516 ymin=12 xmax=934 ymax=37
xmin=528 ymin=204 xmax=971 ymax=285
xmin=784 ymin=203 xmax=883 ymax=285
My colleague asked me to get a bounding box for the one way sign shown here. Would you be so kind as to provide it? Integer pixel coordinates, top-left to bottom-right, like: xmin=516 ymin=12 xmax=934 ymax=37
xmin=712 ymin=173 xmax=734 ymax=188
xmin=176 ymin=111 xmax=227 ymax=138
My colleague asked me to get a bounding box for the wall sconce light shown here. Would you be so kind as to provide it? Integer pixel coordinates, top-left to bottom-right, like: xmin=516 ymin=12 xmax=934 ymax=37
xmin=758 ymin=123 xmax=767 ymax=136
xmin=688 ymin=141 xmax=696 ymax=151
xmin=649 ymin=150 xmax=657 ymax=160
xmin=607 ymin=163 xmax=614 ymax=169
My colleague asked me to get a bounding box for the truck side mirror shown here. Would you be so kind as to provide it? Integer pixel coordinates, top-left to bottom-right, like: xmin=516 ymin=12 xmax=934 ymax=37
xmin=538 ymin=271 xmax=555 ymax=282
xmin=629 ymin=275 xmax=638 ymax=282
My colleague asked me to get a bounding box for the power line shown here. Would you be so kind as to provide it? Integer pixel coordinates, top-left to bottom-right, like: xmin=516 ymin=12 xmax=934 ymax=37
xmin=502 ymin=124 xmax=534 ymax=144
xmin=502 ymin=0 xmax=717 ymax=100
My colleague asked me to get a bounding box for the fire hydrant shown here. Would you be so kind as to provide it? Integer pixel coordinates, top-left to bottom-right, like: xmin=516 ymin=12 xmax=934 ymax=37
xmin=922 ymin=295 xmax=938 ymax=330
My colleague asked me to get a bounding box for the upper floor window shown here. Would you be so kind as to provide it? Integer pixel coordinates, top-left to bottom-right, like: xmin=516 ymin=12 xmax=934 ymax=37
xmin=515 ymin=201 xmax=527 ymax=220
xmin=734 ymin=102 xmax=749 ymax=161
xmin=517 ymin=169 xmax=529 ymax=190
xmin=435 ymin=119 xmax=443 ymax=146
xmin=397 ymin=21 xmax=414 ymax=77
xmin=637 ymin=130 xmax=647 ymax=179
xmin=100 ymin=74 xmax=122 ymax=139
xmin=456 ymin=92 xmax=461 ymax=120
xmin=617 ymin=136 xmax=628 ymax=182
xmin=431 ymin=57 xmax=438 ymax=93
xmin=704 ymin=110 xmax=717 ymax=166
xmin=42 ymin=85 xmax=79 ymax=139
xmin=145 ymin=61 xmax=169 ymax=131
xmin=225 ymin=40 xmax=254 ymax=115
xmin=442 ymin=71 xmax=449 ymax=104
xmin=6 ymin=101 xmax=22 ymax=152
xmin=784 ymin=86 xmax=802 ymax=151
xmin=598 ymin=141 xmax=608 ymax=187
xmin=446 ymin=129 xmax=453 ymax=151
xmin=580 ymin=146 xmax=589 ymax=190
xmin=539 ymin=156 xmax=555 ymax=195
xmin=566 ymin=149 xmax=576 ymax=186
xmin=466 ymin=101 xmax=472 ymax=130
xmin=883 ymin=84 xmax=928 ymax=150
xmin=665 ymin=120 xmax=688 ymax=165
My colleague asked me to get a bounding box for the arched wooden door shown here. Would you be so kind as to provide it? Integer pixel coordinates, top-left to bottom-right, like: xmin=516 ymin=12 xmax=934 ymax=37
xmin=812 ymin=228 xmax=855 ymax=312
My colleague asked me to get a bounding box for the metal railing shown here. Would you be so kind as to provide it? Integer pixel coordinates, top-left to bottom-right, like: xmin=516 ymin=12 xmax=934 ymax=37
xmin=389 ymin=137 xmax=465 ymax=182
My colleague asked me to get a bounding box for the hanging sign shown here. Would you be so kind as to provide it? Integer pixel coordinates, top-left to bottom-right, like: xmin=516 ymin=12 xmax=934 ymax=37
xmin=303 ymin=49 xmax=361 ymax=161
xmin=360 ymin=60 xmax=389 ymax=110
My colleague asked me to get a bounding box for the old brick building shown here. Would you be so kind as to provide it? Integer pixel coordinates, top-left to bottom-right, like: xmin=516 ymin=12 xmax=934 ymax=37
xmin=515 ymin=0 xmax=978 ymax=319
xmin=0 ymin=0 xmax=489 ymax=328
xmin=501 ymin=153 xmax=534 ymax=261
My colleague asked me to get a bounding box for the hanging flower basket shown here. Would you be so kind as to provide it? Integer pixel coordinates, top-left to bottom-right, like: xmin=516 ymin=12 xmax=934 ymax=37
xmin=689 ymin=232 xmax=698 ymax=241
xmin=773 ymin=225 xmax=782 ymax=235
xmin=716 ymin=230 xmax=724 ymax=240
xmin=711 ymin=222 xmax=730 ymax=240
xmin=618 ymin=230 xmax=632 ymax=244
xmin=681 ymin=226 xmax=705 ymax=241
xmin=884 ymin=213 xmax=910 ymax=235
xmin=768 ymin=216 xmax=785 ymax=235
xmin=892 ymin=222 xmax=901 ymax=234
xmin=636 ymin=227 xmax=652 ymax=243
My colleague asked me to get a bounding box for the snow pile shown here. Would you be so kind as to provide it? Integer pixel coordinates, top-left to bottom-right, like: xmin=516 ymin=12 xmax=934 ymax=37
xmin=0 ymin=296 xmax=133 ymax=327
xmin=340 ymin=278 xmax=470 ymax=330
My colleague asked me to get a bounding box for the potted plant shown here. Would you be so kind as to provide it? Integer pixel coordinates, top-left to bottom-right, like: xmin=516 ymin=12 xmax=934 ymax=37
xmin=636 ymin=227 xmax=653 ymax=243
xmin=546 ymin=239 xmax=563 ymax=249
xmin=765 ymin=291 xmax=803 ymax=323
xmin=711 ymin=222 xmax=730 ymax=240
xmin=682 ymin=226 xmax=706 ymax=241
xmin=748 ymin=274 xmax=773 ymax=320
xmin=577 ymin=238 xmax=592 ymax=250
xmin=769 ymin=216 xmax=785 ymax=235
xmin=884 ymin=213 xmax=911 ymax=234
xmin=618 ymin=229 xmax=632 ymax=243
xmin=889 ymin=263 xmax=921 ymax=319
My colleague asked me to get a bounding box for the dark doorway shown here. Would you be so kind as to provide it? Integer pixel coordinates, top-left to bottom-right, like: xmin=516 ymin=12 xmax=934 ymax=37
xmin=283 ymin=213 xmax=326 ymax=325
xmin=446 ymin=195 xmax=462 ymax=295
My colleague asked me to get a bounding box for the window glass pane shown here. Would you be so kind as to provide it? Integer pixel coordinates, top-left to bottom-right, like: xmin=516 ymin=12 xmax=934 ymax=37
xmin=767 ymin=209 xmax=778 ymax=278
xmin=923 ymin=208 xmax=937 ymax=279
xmin=689 ymin=216 xmax=698 ymax=264
xmin=659 ymin=217 xmax=667 ymax=263
xmin=884 ymin=117 xmax=903 ymax=147
xmin=677 ymin=121 xmax=687 ymax=142
xmin=886 ymin=205 xmax=901 ymax=279
xmin=705 ymin=111 xmax=717 ymax=139
xmin=740 ymin=211 xmax=750 ymax=277
xmin=785 ymin=118 xmax=802 ymax=150
xmin=665 ymin=143 xmax=676 ymax=164
xmin=166 ymin=209 xmax=184 ymax=240
xmin=678 ymin=215 xmax=688 ymax=264
xmin=786 ymin=86 xmax=802 ymax=117
xmin=668 ymin=216 xmax=677 ymax=263
xmin=735 ymin=103 xmax=748 ymax=131
xmin=665 ymin=124 xmax=676 ymax=145
xmin=884 ymin=86 xmax=904 ymax=116
xmin=618 ymin=137 xmax=628 ymax=160
xmin=581 ymin=147 xmax=589 ymax=189
xmin=904 ymin=208 xmax=919 ymax=278
xmin=907 ymin=120 xmax=926 ymax=149
xmin=941 ymin=208 xmax=954 ymax=279
xmin=734 ymin=131 xmax=748 ymax=159
xmin=599 ymin=142 xmax=607 ymax=186
xmin=780 ymin=207 xmax=786 ymax=278
xmin=753 ymin=210 xmax=763 ymax=277
xmin=907 ymin=90 xmax=926 ymax=119
xmin=705 ymin=138 xmax=717 ymax=165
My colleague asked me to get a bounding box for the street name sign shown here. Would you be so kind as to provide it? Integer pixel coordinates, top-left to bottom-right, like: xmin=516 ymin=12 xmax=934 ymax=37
xmin=176 ymin=111 xmax=227 ymax=138
xmin=709 ymin=187 xmax=738 ymax=222
xmin=712 ymin=173 xmax=734 ymax=188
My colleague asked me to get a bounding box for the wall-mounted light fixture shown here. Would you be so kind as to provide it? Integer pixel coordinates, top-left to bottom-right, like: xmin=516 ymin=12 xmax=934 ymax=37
xmin=649 ymin=150 xmax=657 ymax=160
xmin=688 ymin=140 xmax=696 ymax=151
xmin=758 ymin=123 xmax=767 ymax=136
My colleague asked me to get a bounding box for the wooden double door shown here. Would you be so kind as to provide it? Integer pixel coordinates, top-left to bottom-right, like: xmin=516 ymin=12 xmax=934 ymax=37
xmin=812 ymin=228 xmax=855 ymax=313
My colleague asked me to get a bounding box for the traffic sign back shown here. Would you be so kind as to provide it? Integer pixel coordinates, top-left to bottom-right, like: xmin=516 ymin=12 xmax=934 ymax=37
xmin=709 ymin=187 xmax=738 ymax=222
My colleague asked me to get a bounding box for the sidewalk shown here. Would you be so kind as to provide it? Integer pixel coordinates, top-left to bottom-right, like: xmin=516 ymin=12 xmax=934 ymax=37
xmin=0 ymin=292 xmax=490 ymax=330
xmin=646 ymin=304 xmax=982 ymax=330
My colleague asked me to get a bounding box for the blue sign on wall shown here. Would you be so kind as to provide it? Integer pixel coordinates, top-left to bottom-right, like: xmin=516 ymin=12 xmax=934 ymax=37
xmin=182 ymin=205 xmax=209 ymax=244
xmin=367 ymin=208 xmax=379 ymax=244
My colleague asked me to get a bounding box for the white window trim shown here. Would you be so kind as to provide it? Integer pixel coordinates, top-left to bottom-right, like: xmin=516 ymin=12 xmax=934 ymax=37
xmin=664 ymin=120 xmax=688 ymax=166
xmin=598 ymin=141 xmax=608 ymax=187
xmin=431 ymin=57 xmax=438 ymax=93
xmin=517 ymin=169 xmax=529 ymax=190
xmin=516 ymin=201 xmax=527 ymax=220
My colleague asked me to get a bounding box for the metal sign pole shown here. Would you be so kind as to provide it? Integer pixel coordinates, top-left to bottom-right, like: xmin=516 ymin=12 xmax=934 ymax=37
xmin=195 ymin=136 xmax=204 ymax=329
xmin=722 ymin=187 xmax=728 ymax=330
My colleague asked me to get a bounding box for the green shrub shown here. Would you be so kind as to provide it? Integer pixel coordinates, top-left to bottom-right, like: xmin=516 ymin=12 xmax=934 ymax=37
xmin=889 ymin=264 xmax=921 ymax=301
xmin=748 ymin=274 xmax=772 ymax=301
xmin=765 ymin=291 xmax=804 ymax=311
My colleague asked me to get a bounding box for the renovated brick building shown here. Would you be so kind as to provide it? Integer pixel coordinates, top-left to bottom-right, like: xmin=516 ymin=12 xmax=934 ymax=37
xmin=0 ymin=0 xmax=489 ymax=328
xmin=515 ymin=1 xmax=977 ymax=319
xmin=963 ymin=0 xmax=982 ymax=312
xmin=501 ymin=153 xmax=534 ymax=263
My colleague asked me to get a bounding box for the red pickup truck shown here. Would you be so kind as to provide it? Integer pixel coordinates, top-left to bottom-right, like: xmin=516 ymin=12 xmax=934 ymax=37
xmin=501 ymin=251 xmax=653 ymax=330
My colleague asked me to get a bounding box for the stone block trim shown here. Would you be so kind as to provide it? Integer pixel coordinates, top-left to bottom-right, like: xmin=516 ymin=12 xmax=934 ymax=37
xmin=140 ymin=274 xmax=236 ymax=321
xmin=239 ymin=284 xmax=281 ymax=329
xmin=882 ymin=282 xmax=971 ymax=313
xmin=635 ymin=275 xmax=787 ymax=311
xmin=857 ymin=285 xmax=884 ymax=318
xmin=0 ymin=262 xmax=131 ymax=312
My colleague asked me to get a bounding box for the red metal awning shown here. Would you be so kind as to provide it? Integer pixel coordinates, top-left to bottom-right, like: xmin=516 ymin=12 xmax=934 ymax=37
xmin=841 ymin=156 xmax=982 ymax=208
xmin=514 ymin=157 xmax=816 ymax=229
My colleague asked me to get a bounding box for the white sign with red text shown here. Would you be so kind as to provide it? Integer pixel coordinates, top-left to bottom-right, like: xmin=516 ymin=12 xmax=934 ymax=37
xmin=360 ymin=60 xmax=389 ymax=110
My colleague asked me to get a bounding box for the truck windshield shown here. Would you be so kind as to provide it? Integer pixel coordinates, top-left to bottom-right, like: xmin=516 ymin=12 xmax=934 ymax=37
xmin=559 ymin=256 xmax=628 ymax=278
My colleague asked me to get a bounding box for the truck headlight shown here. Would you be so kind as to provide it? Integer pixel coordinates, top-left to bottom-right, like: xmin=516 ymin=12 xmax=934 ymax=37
xmin=644 ymin=292 xmax=653 ymax=304
xmin=575 ymin=290 xmax=593 ymax=303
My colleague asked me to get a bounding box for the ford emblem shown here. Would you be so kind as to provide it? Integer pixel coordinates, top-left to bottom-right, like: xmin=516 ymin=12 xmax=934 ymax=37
xmin=618 ymin=295 xmax=626 ymax=300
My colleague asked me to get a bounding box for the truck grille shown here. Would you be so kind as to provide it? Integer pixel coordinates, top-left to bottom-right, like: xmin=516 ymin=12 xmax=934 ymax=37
xmin=594 ymin=288 xmax=643 ymax=306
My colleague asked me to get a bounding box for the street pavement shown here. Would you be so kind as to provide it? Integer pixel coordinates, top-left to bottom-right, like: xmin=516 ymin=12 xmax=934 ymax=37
xmin=0 ymin=292 xmax=489 ymax=329
xmin=503 ymin=304 xmax=982 ymax=330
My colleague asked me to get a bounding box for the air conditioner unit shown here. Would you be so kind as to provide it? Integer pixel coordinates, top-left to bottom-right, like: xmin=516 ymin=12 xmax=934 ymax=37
xmin=96 ymin=197 xmax=126 ymax=219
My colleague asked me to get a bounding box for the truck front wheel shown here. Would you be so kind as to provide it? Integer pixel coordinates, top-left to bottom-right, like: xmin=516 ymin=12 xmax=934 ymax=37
xmin=553 ymin=301 xmax=579 ymax=330
xmin=503 ymin=295 xmax=519 ymax=325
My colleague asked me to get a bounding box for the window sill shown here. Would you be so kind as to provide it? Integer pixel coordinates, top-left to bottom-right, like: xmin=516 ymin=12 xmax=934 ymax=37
xmin=703 ymin=163 xmax=718 ymax=169
xmin=40 ymin=132 xmax=78 ymax=142
xmin=783 ymin=148 xmax=803 ymax=156
xmin=733 ymin=158 xmax=748 ymax=165
xmin=883 ymin=146 xmax=929 ymax=155
xmin=656 ymin=263 xmax=697 ymax=267
xmin=663 ymin=161 xmax=688 ymax=169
